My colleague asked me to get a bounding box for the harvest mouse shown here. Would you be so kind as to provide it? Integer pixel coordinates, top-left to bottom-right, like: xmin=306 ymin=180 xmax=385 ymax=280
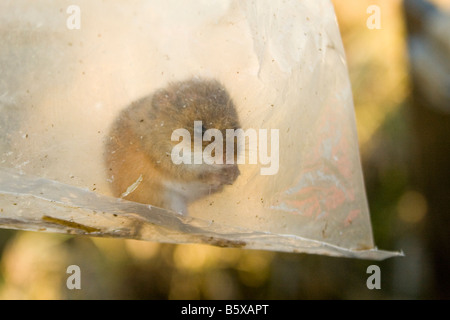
xmin=104 ymin=78 xmax=241 ymax=215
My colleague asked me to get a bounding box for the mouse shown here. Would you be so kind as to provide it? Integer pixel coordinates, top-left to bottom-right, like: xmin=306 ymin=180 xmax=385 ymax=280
xmin=104 ymin=77 xmax=241 ymax=215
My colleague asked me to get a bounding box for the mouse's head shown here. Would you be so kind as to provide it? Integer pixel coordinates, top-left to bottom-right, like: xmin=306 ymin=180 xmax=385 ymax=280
xmin=141 ymin=78 xmax=241 ymax=184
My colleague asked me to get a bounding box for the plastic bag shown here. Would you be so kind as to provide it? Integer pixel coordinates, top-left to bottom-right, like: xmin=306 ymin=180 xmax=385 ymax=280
xmin=0 ymin=0 xmax=401 ymax=259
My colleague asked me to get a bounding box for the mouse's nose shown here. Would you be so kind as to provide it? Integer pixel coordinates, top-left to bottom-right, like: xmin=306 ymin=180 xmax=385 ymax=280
xmin=221 ymin=164 xmax=240 ymax=184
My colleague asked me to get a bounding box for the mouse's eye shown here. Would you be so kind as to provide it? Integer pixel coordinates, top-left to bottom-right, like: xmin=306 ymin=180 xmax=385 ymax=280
xmin=193 ymin=124 xmax=207 ymax=137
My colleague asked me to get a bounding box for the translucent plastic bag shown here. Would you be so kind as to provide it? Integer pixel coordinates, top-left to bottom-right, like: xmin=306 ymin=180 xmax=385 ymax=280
xmin=0 ymin=0 xmax=401 ymax=259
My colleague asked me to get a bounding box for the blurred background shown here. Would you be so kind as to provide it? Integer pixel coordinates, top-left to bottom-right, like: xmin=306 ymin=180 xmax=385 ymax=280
xmin=0 ymin=0 xmax=449 ymax=299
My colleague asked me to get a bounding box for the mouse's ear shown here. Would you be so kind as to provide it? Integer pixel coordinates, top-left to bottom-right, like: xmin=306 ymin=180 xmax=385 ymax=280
xmin=151 ymin=88 xmax=175 ymax=112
